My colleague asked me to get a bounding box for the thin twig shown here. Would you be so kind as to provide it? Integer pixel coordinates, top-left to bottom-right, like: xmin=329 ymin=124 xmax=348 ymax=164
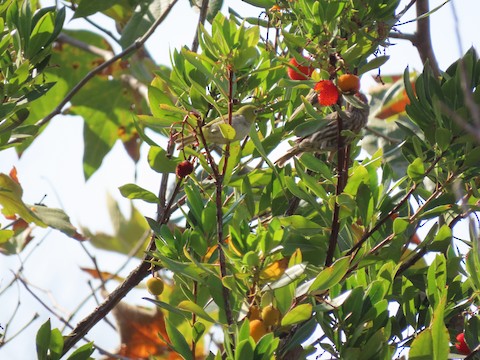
xmin=388 ymin=32 xmax=416 ymax=42
xmin=365 ymin=125 xmax=402 ymax=144
xmin=65 ymin=2 xmax=121 ymax=44
xmin=57 ymin=33 xmax=114 ymax=60
xmin=396 ymin=0 xmax=417 ymax=20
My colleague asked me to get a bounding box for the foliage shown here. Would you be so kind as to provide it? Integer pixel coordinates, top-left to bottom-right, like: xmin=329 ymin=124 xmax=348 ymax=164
xmin=0 ymin=1 xmax=64 ymax=150
xmin=0 ymin=0 xmax=479 ymax=359
xmin=36 ymin=319 xmax=94 ymax=360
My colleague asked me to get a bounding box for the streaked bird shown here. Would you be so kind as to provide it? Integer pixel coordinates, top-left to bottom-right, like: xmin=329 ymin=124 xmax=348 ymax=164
xmin=275 ymin=93 xmax=369 ymax=167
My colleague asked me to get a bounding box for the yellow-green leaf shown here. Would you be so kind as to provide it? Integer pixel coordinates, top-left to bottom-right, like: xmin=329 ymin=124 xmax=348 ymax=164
xmin=281 ymin=303 xmax=312 ymax=326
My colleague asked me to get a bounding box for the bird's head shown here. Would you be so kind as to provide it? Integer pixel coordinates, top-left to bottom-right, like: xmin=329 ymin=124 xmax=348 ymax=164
xmin=237 ymin=105 xmax=258 ymax=124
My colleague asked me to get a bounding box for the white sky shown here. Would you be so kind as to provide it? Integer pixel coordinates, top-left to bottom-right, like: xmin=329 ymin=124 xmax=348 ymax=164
xmin=1 ymin=0 xmax=479 ymax=359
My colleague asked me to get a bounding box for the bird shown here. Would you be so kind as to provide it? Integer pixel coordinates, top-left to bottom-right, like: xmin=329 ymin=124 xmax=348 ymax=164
xmin=175 ymin=105 xmax=258 ymax=149
xmin=275 ymin=93 xmax=369 ymax=167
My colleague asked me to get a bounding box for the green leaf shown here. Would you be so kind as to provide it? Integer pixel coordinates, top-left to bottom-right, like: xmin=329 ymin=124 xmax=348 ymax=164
xmin=30 ymin=205 xmax=83 ymax=239
xmin=144 ymin=298 xmax=189 ymax=318
xmin=279 ymin=215 xmax=321 ymax=233
xmin=343 ymin=165 xmax=369 ymax=196
xmin=36 ymin=319 xmax=51 ymax=360
xmin=72 ymin=82 xmax=127 ymax=180
xmin=119 ymin=183 xmax=159 ymax=203
xmin=262 ymin=263 xmax=306 ymax=291
xmin=120 ymin=0 xmax=170 ymax=48
xmin=409 ymin=329 xmax=433 ymax=360
xmin=148 ymin=146 xmax=179 ymax=173
xmin=0 ymin=229 xmax=14 ymax=243
xmin=431 ymin=294 xmax=449 ymax=359
xmin=177 ymin=300 xmax=216 ymax=323
xmin=192 ymin=322 xmax=206 ymax=343
xmin=435 ymin=128 xmax=451 ymax=151
xmin=309 ymin=257 xmax=349 ymax=293
xmin=218 ymin=123 xmax=236 ymax=140
xmin=466 ymin=249 xmax=480 ymax=291
xmin=235 ymin=339 xmax=254 ymax=360
xmin=66 ymin=342 xmax=94 ymax=360
xmin=393 ymin=217 xmax=409 ymax=234
xmin=82 ymin=194 xmax=149 ymax=258
xmin=281 ymin=303 xmax=313 ymax=326
xmin=73 ymin=0 xmax=118 ymax=18
xmin=248 ymin=123 xmax=277 ymax=170
xmin=407 ymin=158 xmax=425 ymax=182
xmin=165 ymin=318 xmax=194 ymax=360
xmin=153 ymin=253 xmax=206 ymax=283
xmin=358 ymin=55 xmax=390 ymax=75
xmin=294 ymin=117 xmax=329 ymax=138
xmin=426 ymin=254 xmax=446 ymax=309
xmin=277 ymin=318 xmax=316 ymax=357
xmin=136 ymin=115 xmax=180 ymax=132
xmin=26 ymin=12 xmax=54 ymax=59
xmin=240 ymin=0 xmax=276 ymax=8
xmin=428 ymin=224 xmax=452 ymax=252
xmin=49 ymin=328 xmax=64 ymax=360
xmin=0 ymin=174 xmax=45 ymax=226
xmin=254 ymin=332 xmax=279 ymax=358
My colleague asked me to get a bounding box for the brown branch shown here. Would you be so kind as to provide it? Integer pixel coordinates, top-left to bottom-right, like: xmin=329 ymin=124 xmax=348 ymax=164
xmin=391 ymin=1 xmax=440 ymax=76
xmin=191 ymin=0 xmax=210 ymax=52
xmin=410 ymin=0 xmax=440 ymax=76
xmin=194 ymin=109 xmax=234 ymax=326
xmin=62 ymin=178 xmax=183 ymax=355
xmin=396 ymin=0 xmax=417 ymax=20
xmin=325 ymin=110 xmax=346 ymax=267
xmin=216 ymin=67 xmax=235 ymax=327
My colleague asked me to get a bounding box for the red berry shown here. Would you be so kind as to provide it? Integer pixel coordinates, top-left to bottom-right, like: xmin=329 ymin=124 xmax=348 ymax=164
xmin=455 ymin=333 xmax=471 ymax=355
xmin=287 ymin=57 xmax=313 ymax=80
xmin=314 ymin=80 xmax=339 ymax=106
xmin=176 ymin=160 xmax=194 ymax=178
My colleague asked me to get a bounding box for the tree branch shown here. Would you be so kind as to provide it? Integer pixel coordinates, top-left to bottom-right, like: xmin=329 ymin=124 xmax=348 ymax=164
xmin=325 ymin=109 xmax=347 ymax=267
xmin=413 ymin=0 xmax=440 ymax=76
xmin=191 ymin=0 xmax=210 ymax=52
xmin=62 ymin=178 xmax=182 ymax=355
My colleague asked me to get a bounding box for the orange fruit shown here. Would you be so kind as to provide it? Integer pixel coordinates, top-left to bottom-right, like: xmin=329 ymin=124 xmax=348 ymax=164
xmin=337 ymin=74 xmax=360 ymax=93
xmin=146 ymin=277 xmax=165 ymax=296
xmin=248 ymin=305 xmax=261 ymax=321
xmin=261 ymin=305 xmax=281 ymax=327
xmin=249 ymin=319 xmax=267 ymax=342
